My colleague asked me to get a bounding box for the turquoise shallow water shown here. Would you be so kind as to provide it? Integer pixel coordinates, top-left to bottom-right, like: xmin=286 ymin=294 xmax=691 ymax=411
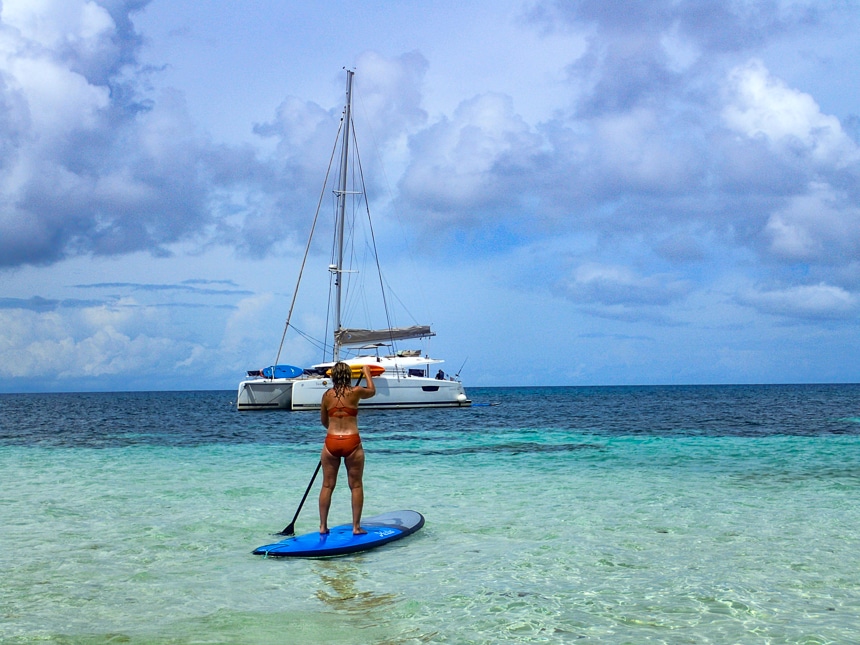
xmin=1 ymin=386 xmax=859 ymax=643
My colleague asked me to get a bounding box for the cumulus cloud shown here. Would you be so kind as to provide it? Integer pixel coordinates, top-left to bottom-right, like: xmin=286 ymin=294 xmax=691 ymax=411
xmin=0 ymin=299 xmax=187 ymax=380
xmin=765 ymin=183 xmax=860 ymax=263
xmin=2 ymin=0 xmax=854 ymax=287
xmin=738 ymin=283 xmax=859 ymax=320
xmin=579 ymin=107 xmax=704 ymax=198
xmin=497 ymin=5 xmax=860 ymax=294
xmin=723 ymin=59 xmax=860 ymax=168
xmin=255 ymin=51 xmax=428 ymax=159
xmin=0 ymin=0 xmax=294 ymax=267
xmin=526 ymin=0 xmax=826 ymax=127
xmin=0 ymin=0 xmax=216 ymax=267
xmin=0 ymin=281 xmax=252 ymax=389
xmin=393 ymin=3 xmax=849 ymax=226
xmin=1 ymin=1 xmax=859 ymax=390
xmin=3 ymin=0 xmax=859 ymax=341
xmin=556 ymin=262 xmax=693 ymax=308
xmin=245 ymin=50 xmax=432 ymax=253
xmin=399 ymin=92 xmax=543 ymax=224
xmin=349 ymin=50 xmax=429 ymax=138
xmin=342 ymin=2 xmax=860 ymax=345
xmin=529 ymin=0 xmax=823 ymax=55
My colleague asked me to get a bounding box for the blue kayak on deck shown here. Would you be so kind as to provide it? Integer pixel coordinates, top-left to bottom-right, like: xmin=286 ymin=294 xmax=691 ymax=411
xmin=253 ymin=510 xmax=424 ymax=558
xmin=260 ymin=364 xmax=304 ymax=379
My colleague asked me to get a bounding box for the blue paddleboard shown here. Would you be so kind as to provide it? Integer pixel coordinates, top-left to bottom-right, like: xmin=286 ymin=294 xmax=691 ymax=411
xmin=253 ymin=510 xmax=424 ymax=558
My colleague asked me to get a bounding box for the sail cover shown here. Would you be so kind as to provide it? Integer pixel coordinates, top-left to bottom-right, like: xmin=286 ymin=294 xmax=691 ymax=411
xmin=335 ymin=325 xmax=435 ymax=346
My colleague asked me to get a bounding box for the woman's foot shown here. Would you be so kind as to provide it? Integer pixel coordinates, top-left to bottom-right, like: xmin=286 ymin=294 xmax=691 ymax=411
xmin=353 ymin=527 xmax=367 ymax=535
xmin=320 ymin=527 xmax=329 ymax=535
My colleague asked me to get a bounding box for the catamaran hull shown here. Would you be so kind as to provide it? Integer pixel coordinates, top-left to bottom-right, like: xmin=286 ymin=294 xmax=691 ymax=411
xmin=292 ymin=375 xmax=469 ymax=410
xmin=236 ymin=379 xmax=294 ymax=410
xmin=236 ymin=375 xmax=470 ymax=411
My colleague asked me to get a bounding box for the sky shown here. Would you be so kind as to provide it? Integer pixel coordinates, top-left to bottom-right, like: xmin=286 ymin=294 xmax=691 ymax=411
xmin=1 ymin=0 xmax=860 ymax=393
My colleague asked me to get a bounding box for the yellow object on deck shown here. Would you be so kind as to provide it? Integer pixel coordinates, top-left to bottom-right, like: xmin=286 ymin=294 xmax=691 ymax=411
xmin=326 ymin=364 xmax=386 ymax=378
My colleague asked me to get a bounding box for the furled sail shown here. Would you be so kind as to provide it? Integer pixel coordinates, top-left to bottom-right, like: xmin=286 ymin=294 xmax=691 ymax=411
xmin=335 ymin=325 xmax=435 ymax=347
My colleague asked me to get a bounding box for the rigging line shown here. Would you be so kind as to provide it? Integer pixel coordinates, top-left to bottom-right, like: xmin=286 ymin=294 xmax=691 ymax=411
xmin=335 ymin=125 xmax=372 ymax=334
xmin=323 ymin=270 xmax=333 ymax=362
xmin=330 ymin=192 xmax=356 ymax=343
xmin=352 ymin=123 xmax=401 ymax=363
xmin=327 ymin=125 xmax=361 ymax=361
xmin=354 ymin=84 xmax=432 ymax=324
xmin=288 ymin=325 xmax=328 ymax=355
xmin=273 ymin=117 xmax=344 ymax=368
xmin=326 ymin=144 xmax=347 ymax=362
xmin=379 ymin=271 xmax=420 ymax=325
xmin=341 ymin=152 xmax=361 ymax=327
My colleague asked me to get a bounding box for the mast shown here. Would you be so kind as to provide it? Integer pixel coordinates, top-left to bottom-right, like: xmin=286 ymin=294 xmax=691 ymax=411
xmin=332 ymin=69 xmax=353 ymax=362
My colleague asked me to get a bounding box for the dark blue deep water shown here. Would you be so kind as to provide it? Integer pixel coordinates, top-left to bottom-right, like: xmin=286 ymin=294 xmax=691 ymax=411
xmin=3 ymin=384 xmax=859 ymax=448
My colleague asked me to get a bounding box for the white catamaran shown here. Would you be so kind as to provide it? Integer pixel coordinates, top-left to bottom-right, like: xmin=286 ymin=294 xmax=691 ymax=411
xmin=237 ymin=70 xmax=470 ymax=411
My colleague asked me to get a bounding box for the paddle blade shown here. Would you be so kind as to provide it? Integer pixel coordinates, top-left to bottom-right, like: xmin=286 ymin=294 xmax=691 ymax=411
xmin=275 ymin=523 xmax=296 ymax=537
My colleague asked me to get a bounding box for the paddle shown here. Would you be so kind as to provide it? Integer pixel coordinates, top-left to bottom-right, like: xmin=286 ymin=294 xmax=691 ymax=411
xmin=277 ymin=460 xmax=322 ymax=536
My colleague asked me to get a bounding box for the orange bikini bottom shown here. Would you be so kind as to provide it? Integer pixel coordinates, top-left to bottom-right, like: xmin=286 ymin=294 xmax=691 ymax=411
xmin=324 ymin=433 xmax=362 ymax=458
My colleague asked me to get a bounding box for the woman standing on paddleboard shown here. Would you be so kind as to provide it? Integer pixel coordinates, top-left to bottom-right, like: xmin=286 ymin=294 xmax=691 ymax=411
xmin=319 ymin=362 xmax=376 ymax=535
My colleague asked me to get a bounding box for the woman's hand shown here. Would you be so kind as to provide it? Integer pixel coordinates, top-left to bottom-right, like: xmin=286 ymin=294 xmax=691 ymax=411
xmin=360 ymin=365 xmax=376 ymax=398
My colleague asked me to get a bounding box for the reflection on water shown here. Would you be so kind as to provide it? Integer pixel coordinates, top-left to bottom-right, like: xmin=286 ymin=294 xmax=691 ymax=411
xmin=313 ymin=560 xmax=397 ymax=613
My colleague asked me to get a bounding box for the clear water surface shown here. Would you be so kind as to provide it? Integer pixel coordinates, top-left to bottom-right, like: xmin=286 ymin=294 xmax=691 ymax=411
xmin=1 ymin=385 xmax=859 ymax=644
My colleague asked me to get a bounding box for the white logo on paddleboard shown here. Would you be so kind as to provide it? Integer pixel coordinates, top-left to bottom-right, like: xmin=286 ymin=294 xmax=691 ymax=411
xmin=375 ymin=529 xmax=397 ymax=537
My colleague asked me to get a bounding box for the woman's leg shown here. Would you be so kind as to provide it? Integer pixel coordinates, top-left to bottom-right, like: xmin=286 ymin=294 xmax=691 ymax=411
xmin=318 ymin=446 xmax=340 ymax=534
xmin=344 ymin=446 xmax=366 ymax=534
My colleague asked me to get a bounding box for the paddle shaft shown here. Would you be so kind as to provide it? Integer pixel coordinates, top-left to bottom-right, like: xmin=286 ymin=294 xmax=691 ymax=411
xmin=278 ymin=460 xmax=322 ymax=536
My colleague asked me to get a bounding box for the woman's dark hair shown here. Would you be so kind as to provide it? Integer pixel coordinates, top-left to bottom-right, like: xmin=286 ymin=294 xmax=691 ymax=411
xmin=331 ymin=362 xmax=352 ymax=397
